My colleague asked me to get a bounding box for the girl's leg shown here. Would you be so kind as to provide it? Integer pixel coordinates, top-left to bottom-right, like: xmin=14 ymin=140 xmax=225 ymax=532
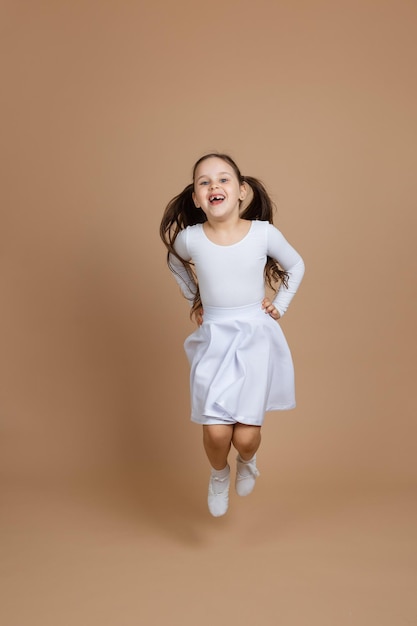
xmin=232 ymin=424 xmax=262 ymax=497
xmin=203 ymin=424 xmax=234 ymax=517
xmin=232 ymin=424 xmax=261 ymax=460
xmin=203 ymin=424 xmax=234 ymax=469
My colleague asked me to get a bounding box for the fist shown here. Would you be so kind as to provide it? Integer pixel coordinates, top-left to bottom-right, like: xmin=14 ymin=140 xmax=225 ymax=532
xmin=261 ymin=297 xmax=281 ymax=320
xmin=193 ymin=306 xmax=204 ymax=326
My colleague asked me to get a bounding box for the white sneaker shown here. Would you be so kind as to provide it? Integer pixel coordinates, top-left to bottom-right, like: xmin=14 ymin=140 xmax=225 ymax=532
xmin=208 ymin=467 xmax=230 ymax=517
xmin=235 ymin=455 xmax=260 ymax=496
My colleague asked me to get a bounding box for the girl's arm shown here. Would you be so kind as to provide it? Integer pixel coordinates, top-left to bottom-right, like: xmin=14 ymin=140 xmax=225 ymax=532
xmin=168 ymin=229 xmax=196 ymax=305
xmin=266 ymin=225 xmax=305 ymax=317
xmin=168 ymin=253 xmax=196 ymax=304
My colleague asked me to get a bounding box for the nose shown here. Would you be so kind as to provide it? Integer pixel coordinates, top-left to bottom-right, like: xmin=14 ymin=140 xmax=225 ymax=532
xmin=209 ymin=181 xmax=219 ymax=190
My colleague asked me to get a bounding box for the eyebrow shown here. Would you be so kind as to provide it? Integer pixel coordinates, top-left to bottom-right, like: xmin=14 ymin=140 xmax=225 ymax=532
xmin=196 ymin=171 xmax=232 ymax=181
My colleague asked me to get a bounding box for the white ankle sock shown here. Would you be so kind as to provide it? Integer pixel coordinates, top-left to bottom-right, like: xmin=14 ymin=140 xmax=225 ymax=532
xmin=237 ymin=454 xmax=255 ymax=464
xmin=211 ymin=465 xmax=230 ymax=479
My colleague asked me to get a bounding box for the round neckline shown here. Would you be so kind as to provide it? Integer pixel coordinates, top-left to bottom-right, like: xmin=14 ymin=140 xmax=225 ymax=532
xmin=200 ymin=221 xmax=254 ymax=247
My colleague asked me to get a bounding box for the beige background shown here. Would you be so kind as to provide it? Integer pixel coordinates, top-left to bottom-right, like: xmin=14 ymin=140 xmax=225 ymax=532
xmin=1 ymin=1 xmax=416 ymax=625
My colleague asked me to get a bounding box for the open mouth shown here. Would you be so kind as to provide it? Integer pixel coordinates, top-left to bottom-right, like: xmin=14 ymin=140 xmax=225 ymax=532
xmin=209 ymin=195 xmax=225 ymax=204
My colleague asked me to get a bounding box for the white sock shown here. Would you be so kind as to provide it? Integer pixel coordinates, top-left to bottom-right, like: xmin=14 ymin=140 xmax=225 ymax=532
xmin=211 ymin=465 xmax=230 ymax=479
xmin=237 ymin=454 xmax=256 ymax=464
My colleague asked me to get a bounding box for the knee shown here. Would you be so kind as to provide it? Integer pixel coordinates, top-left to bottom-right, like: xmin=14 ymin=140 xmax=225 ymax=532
xmin=203 ymin=425 xmax=232 ymax=450
xmin=232 ymin=427 xmax=261 ymax=456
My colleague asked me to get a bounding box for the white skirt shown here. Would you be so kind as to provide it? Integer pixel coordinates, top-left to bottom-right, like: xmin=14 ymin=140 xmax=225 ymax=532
xmin=184 ymin=302 xmax=295 ymax=426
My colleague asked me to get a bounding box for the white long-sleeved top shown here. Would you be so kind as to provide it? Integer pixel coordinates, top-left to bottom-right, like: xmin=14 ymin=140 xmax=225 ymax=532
xmin=169 ymin=220 xmax=304 ymax=317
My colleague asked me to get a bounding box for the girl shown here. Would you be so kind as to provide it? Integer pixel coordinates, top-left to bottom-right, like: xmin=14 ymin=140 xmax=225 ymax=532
xmin=160 ymin=153 xmax=304 ymax=517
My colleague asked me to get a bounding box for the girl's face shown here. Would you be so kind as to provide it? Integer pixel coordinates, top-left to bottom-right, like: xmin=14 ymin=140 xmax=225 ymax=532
xmin=192 ymin=157 xmax=246 ymax=223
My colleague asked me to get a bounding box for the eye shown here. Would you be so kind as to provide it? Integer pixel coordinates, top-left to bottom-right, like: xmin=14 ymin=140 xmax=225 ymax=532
xmin=220 ymin=178 xmax=229 ymax=183
xmin=199 ymin=180 xmax=209 ymax=186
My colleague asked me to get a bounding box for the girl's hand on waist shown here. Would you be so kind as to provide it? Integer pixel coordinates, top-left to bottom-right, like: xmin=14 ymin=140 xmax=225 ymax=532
xmin=262 ymin=297 xmax=281 ymax=320
xmin=193 ymin=306 xmax=204 ymax=326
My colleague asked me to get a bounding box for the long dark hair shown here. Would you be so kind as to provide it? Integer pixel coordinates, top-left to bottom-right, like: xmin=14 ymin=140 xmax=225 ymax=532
xmin=160 ymin=153 xmax=289 ymax=315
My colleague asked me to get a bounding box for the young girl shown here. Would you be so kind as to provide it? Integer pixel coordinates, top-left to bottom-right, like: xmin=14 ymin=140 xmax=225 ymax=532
xmin=160 ymin=153 xmax=304 ymax=517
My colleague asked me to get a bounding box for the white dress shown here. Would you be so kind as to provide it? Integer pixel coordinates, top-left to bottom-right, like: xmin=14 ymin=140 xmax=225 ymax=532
xmin=170 ymin=220 xmax=305 ymax=426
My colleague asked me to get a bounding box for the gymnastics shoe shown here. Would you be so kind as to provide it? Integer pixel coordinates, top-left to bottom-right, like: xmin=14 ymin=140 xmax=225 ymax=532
xmin=208 ymin=466 xmax=230 ymax=517
xmin=235 ymin=454 xmax=260 ymax=496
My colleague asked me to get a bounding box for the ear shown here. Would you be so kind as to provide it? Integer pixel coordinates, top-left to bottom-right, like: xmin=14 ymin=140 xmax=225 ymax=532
xmin=192 ymin=191 xmax=200 ymax=208
xmin=239 ymin=182 xmax=248 ymax=202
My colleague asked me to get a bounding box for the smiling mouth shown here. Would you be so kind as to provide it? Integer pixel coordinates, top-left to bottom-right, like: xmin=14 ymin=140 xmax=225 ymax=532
xmin=209 ymin=195 xmax=225 ymax=203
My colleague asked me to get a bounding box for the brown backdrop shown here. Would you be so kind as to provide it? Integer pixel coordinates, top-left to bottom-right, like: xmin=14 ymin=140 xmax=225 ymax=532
xmin=1 ymin=1 xmax=416 ymax=625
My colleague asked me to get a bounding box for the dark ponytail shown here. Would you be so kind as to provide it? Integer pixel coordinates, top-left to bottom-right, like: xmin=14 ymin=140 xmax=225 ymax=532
xmin=241 ymin=176 xmax=289 ymax=289
xmin=159 ymin=184 xmax=204 ymax=314
xmin=160 ymin=153 xmax=288 ymax=316
xmin=159 ymin=183 xmax=205 ymax=250
xmin=241 ymin=176 xmax=274 ymax=222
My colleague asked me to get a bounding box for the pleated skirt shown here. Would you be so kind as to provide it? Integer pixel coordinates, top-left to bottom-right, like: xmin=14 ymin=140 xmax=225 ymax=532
xmin=184 ymin=302 xmax=295 ymax=426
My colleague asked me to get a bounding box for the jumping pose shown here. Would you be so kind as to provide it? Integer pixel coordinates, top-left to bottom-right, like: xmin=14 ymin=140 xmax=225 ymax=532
xmin=160 ymin=153 xmax=305 ymax=516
